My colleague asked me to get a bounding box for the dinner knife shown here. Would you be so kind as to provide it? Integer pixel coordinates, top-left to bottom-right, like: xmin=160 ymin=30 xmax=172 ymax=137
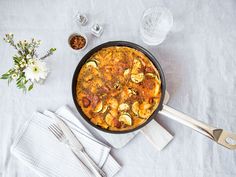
xmin=55 ymin=114 xmax=106 ymax=177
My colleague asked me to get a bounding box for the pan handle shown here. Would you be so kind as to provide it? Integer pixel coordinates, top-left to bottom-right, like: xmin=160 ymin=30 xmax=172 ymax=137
xmin=159 ymin=104 xmax=216 ymax=140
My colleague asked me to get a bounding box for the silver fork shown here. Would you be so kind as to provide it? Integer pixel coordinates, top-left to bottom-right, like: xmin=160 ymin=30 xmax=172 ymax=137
xmin=48 ymin=124 xmax=104 ymax=177
xmin=48 ymin=124 xmax=68 ymax=143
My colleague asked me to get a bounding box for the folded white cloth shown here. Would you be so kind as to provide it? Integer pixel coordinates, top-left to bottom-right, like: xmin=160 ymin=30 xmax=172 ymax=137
xmin=11 ymin=105 xmax=121 ymax=177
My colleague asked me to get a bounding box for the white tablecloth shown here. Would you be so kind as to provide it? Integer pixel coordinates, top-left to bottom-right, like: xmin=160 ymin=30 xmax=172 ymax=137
xmin=0 ymin=0 xmax=236 ymax=177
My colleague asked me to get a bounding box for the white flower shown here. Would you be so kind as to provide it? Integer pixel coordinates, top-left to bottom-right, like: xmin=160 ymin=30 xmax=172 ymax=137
xmin=12 ymin=73 xmax=18 ymax=79
xmin=20 ymin=59 xmax=26 ymax=64
xmin=28 ymin=47 xmax=33 ymax=53
xmin=28 ymin=59 xmax=36 ymax=65
xmin=19 ymin=59 xmax=27 ymax=68
xmin=24 ymin=60 xmax=48 ymax=82
xmin=14 ymin=65 xmax=20 ymax=70
xmin=26 ymin=54 xmax=31 ymax=59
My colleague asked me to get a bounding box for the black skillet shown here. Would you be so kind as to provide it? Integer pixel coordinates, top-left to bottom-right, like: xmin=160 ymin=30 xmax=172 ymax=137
xmin=72 ymin=41 xmax=236 ymax=149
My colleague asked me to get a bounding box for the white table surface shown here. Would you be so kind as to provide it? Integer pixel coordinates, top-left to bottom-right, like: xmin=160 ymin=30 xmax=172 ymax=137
xmin=1 ymin=0 xmax=236 ymax=177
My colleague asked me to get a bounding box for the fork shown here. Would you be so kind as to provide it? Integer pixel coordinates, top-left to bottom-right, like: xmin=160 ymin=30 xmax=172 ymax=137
xmin=48 ymin=124 xmax=104 ymax=177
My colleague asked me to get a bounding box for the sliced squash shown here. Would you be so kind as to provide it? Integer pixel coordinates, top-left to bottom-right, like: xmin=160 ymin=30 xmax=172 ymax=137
xmin=119 ymin=114 xmax=132 ymax=125
xmin=146 ymin=73 xmax=156 ymax=78
xmin=101 ymin=104 xmax=108 ymax=113
xmin=153 ymin=80 xmax=161 ymax=96
xmin=131 ymin=73 xmax=144 ymax=83
xmin=118 ymin=103 xmax=130 ymax=112
xmin=93 ymin=100 xmax=103 ymax=113
xmin=132 ymin=101 xmax=139 ymax=115
xmin=146 ymin=73 xmax=161 ymax=84
xmin=140 ymin=101 xmax=152 ymax=110
xmin=105 ymin=113 xmax=114 ymax=126
xmin=86 ymin=59 xmax=98 ymax=68
xmin=123 ymin=68 xmax=130 ymax=78
xmin=131 ymin=58 xmax=142 ymax=74
xmin=156 ymin=72 xmax=161 ymax=84
xmin=144 ymin=74 xmax=161 ymax=96
xmin=139 ymin=109 xmax=152 ymax=119
xmin=152 ymin=98 xmax=160 ymax=111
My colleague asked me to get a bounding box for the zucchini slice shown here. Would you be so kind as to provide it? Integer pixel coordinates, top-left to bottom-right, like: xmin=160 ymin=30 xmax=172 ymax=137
xmin=153 ymin=79 xmax=161 ymax=96
xmin=86 ymin=59 xmax=99 ymax=68
xmin=101 ymin=104 xmax=108 ymax=113
xmin=123 ymin=68 xmax=130 ymax=78
xmin=140 ymin=101 xmax=152 ymax=110
xmin=132 ymin=101 xmax=139 ymax=115
xmin=146 ymin=73 xmax=161 ymax=84
xmin=139 ymin=109 xmax=152 ymax=119
xmin=119 ymin=114 xmax=132 ymax=126
xmin=131 ymin=58 xmax=142 ymax=74
xmin=105 ymin=113 xmax=114 ymax=126
xmin=131 ymin=73 xmax=144 ymax=83
xmin=145 ymin=73 xmax=156 ymax=78
xmin=93 ymin=100 xmax=103 ymax=113
xmin=118 ymin=103 xmax=130 ymax=111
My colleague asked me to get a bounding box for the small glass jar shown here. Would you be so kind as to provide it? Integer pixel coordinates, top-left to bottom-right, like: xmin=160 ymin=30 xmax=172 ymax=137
xmin=91 ymin=24 xmax=103 ymax=37
xmin=75 ymin=12 xmax=88 ymax=26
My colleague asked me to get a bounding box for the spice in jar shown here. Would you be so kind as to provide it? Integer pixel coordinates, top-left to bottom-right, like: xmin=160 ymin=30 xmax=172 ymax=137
xmin=69 ymin=34 xmax=86 ymax=50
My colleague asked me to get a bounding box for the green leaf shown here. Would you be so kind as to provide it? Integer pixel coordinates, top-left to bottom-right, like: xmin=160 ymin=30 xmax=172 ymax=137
xmin=50 ymin=48 xmax=56 ymax=52
xmin=13 ymin=56 xmax=21 ymax=64
xmin=28 ymin=84 xmax=33 ymax=91
xmin=0 ymin=75 xmax=8 ymax=79
xmin=18 ymin=51 xmax=23 ymax=56
xmin=0 ymin=72 xmax=10 ymax=79
xmin=16 ymin=78 xmax=22 ymax=85
xmin=2 ymin=73 xmax=10 ymax=77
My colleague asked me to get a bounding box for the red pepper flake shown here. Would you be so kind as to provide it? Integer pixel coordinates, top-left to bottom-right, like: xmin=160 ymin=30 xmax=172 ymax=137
xmin=70 ymin=35 xmax=86 ymax=50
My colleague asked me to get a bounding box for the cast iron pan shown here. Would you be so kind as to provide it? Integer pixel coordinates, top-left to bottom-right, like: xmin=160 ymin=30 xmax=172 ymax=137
xmin=72 ymin=41 xmax=236 ymax=149
xmin=72 ymin=41 xmax=165 ymax=134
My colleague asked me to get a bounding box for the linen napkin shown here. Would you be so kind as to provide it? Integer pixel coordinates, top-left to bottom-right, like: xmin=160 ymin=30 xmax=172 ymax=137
xmin=11 ymin=106 xmax=121 ymax=177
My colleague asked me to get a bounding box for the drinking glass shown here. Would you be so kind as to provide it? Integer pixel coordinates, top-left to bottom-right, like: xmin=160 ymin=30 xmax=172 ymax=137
xmin=140 ymin=7 xmax=173 ymax=45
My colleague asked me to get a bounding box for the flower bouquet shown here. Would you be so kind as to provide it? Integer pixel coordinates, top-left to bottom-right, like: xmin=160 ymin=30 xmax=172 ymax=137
xmin=0 ymin=33 xmax=56 ymax=92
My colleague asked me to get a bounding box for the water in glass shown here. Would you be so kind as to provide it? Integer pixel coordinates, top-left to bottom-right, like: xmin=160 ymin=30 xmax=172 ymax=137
xmin=140 ymin=7 xmax=173 ymax=45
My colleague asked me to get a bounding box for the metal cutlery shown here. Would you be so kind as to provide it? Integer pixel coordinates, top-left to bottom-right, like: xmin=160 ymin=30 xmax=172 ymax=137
xmin=48 ymin=123 xmax=106 ymax=177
